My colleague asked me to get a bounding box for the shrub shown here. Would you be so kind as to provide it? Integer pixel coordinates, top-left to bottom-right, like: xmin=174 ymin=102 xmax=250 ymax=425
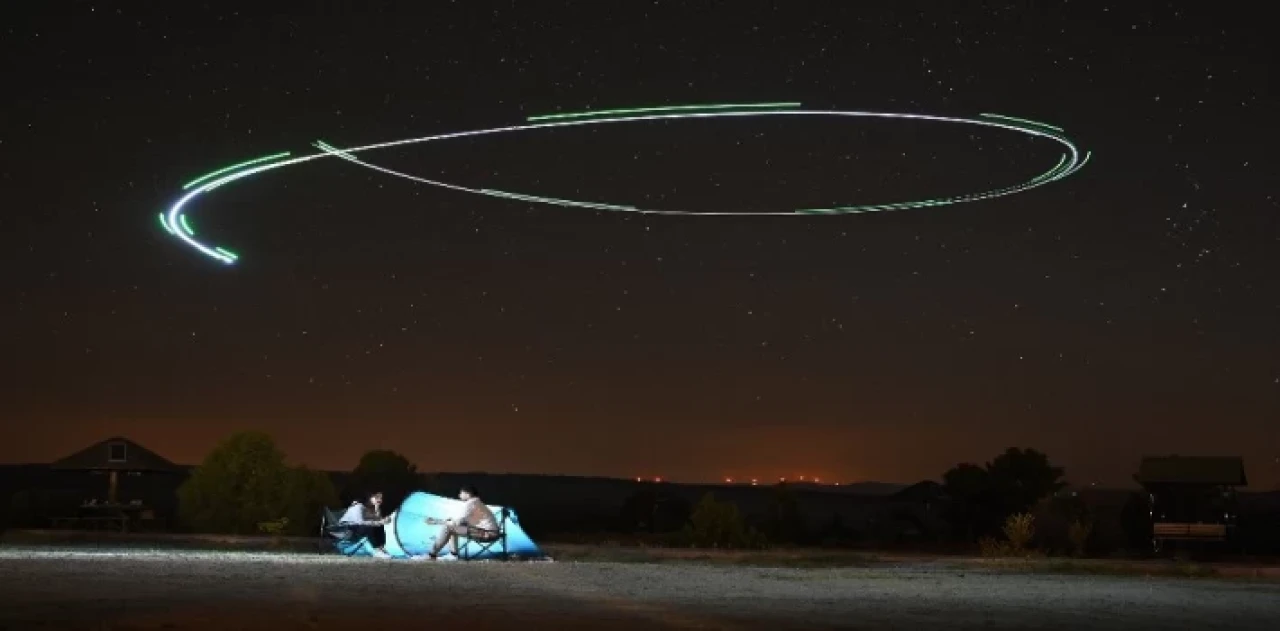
xmin=979 ymin=536 xmax=1014 ymax=557
xmin=1003 ymin=512 xmax=1035 ymax=552
xmin=1068 ymin=518 xmax=1094 ymax=558
xmin=684 ymin=493 xmax=767 ymax=549
xmin=257 ymin=517 xmax=289 ymax=536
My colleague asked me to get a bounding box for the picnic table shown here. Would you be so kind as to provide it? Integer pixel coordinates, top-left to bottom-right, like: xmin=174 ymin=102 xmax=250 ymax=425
xmin=49 ymin=502 xmax=156 ymax=532
xmin=50 ymin=515 xmax=130 ymax=531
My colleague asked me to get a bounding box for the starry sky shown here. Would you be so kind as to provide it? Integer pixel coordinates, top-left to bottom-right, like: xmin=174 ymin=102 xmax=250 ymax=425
xmin=3 ymin=2 xmax=1277 ymax=488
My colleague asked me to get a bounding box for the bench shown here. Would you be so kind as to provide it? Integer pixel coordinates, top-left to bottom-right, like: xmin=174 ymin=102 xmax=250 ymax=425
xmin=1153 ymin=522 xmax=1227 ymax=541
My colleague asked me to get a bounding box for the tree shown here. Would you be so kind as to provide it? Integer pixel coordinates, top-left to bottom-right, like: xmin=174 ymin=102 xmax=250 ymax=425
xmin=280 ymin=465 xmax=339 ymax=536
xmin=685 ymin=493 xmax=766 ymax=549
xmin=619 ymin=489 xmax=692 ymax=533
xmin=178 ymin=431 xmax=338 ymax=536
xmin=942 ymin=448 xmax=1066 ymax=542
xmin=346 ymin=449 xmax=427 ymax=510
xmin=760 ymin=483 xmax=807 ymax=544
xmin=985 ymin=448 xmax=1066 ymax=516
xmin=178 ymin=431 xmax=292 ymax=534
xmin=942 ymin=463 xmax=993 ymax=540
xmin=619 ymin=488 xmax=659 ymax=532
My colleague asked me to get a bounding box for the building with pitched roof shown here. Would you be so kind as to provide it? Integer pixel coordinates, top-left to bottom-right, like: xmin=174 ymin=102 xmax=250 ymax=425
xmin=1136 ymin=455 xmax=1247 ymax=550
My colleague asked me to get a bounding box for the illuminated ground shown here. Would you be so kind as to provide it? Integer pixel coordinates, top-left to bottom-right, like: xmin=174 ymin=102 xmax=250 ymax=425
xmin=0 ymin=547 xmax=1277 ymax=629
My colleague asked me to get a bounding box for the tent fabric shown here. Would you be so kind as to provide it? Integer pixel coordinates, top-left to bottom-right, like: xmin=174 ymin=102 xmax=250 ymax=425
xmin=325 ymin=491 xmax=544 ymax=560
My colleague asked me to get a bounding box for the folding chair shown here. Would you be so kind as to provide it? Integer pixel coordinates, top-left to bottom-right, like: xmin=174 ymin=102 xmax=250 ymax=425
xmin=457 ymin=507 xmax=510 ymax=561
xmin=319 ymin=506 xmax=364 ymax=555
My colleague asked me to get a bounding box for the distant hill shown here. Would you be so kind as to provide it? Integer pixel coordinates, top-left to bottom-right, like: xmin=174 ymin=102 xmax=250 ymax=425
xmin=836 ymin=482 xmax=910 ymax=496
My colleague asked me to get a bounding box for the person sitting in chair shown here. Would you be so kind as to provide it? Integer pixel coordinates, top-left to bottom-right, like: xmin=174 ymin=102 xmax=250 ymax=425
xmin=423 ymin=485 xmax=498 ymax=560
xmin=340 ymin=491 xmax=392 ymax=558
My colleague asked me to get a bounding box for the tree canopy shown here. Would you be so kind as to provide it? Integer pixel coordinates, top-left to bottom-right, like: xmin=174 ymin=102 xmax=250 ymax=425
xmin=941 ymin=447 xmax=1066 ymax=541
xmin=346 ymin=449 xmax=427 ymax=510
xmin=177 ymin=431 xmax=336 ymax=536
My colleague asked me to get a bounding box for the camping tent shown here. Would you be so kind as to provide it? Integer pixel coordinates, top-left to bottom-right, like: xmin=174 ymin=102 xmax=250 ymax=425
xmin=334 ymin=491 xmax=544 ymax=560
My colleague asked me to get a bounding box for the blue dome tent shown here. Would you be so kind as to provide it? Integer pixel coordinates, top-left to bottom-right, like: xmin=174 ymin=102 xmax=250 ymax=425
xmin=327 ymin=491 xmax=545 ymax=560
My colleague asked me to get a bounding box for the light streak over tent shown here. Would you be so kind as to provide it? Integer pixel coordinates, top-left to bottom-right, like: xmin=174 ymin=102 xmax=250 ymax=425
xmin=159 ymin=104 xmax=1091 ymax=265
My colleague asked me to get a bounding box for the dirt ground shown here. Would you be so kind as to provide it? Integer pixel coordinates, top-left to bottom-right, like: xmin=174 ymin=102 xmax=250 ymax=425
xmin=1 ymin=547 xmax=1278 ymax=630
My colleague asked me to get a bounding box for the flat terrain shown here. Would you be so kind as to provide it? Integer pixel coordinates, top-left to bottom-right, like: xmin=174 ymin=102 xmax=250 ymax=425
xmin=1 ymin=547 xmax=1278 ymax=630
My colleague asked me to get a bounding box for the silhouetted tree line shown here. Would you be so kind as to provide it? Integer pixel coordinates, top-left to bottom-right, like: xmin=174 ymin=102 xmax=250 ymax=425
xmin=613 ymin=484 xmax=811 ymax=549
xmin=177 ymin=431 xmax=431 ymax=537
xmin=941 ymin=448 xmax=1160 ymax=555
xmin=941 ymin=447 xmax=1066 ymax=542
xmin=611 ymin=447 xmax=1080 ymax=550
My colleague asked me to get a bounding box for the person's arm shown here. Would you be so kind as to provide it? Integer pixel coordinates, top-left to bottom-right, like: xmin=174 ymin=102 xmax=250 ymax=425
xmin=364 ymin=508 xmax=391 ymax=526
xmin=338 ymin=503 xmax=364 ymax=525
xmin=341 ymin=503 xmax=390 ymax=526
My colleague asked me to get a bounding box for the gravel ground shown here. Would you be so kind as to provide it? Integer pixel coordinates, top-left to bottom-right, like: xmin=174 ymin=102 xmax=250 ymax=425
xmin=1 ymin=547 xmax=1278 ymax=630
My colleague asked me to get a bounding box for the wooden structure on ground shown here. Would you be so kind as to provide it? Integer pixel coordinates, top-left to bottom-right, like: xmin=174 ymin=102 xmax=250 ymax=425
xmin=47 ymin=437 xmax=185 ymax=531
xmin=1136 ymin=455 xmax=1247 ymax=552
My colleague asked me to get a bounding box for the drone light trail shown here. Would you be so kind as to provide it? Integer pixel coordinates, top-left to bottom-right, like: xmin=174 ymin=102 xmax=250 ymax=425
xmin=526 ymin=101 xmax=803 ymax=122
xmin=181 ymin=151 xmax=292 ymax=190
xmin=158 ymin=104 xmax=1090 ymax=266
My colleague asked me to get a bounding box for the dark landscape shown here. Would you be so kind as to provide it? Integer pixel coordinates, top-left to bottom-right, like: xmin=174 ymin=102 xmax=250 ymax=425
xmin=3 ymin=0 xmax=1276 ymax=628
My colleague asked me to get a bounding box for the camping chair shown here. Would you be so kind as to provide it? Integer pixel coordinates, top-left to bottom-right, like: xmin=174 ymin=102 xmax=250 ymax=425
xmin=319 ymin=506 xmax=362 ymax=555
xmin=457 ymin=507 xmax=511 ymax=561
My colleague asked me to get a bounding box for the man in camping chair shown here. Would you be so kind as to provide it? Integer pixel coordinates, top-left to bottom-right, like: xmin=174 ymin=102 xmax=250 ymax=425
xmin=421 ymin=485 xmax=499 ymax=560
xmin=339 ymin=491 xmax=393 ymax=558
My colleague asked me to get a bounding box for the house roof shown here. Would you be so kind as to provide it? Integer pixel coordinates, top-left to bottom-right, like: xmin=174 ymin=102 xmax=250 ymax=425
xmin=51 ymin=436 xmax=180 ymax=473
xmin=1137 ymin=456 xmax=1247 ymax=486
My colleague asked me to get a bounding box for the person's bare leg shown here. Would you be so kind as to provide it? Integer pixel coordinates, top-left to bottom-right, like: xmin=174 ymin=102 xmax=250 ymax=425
xmin=430 ymin=525 xmax=451 ymax=557
xmin=449 ymin=525 xmax=464 ymax=556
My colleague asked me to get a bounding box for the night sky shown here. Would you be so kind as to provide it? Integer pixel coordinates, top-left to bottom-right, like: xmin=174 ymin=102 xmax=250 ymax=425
xmin=3 ymin=2 xmax=1277 ymax=488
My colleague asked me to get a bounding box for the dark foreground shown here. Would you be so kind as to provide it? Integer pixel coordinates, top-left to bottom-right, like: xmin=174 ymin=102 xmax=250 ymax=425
xmin=1 ymin=548 xmax=1278 ymax=630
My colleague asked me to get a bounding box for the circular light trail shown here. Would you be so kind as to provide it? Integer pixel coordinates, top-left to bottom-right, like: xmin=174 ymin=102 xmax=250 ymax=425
xmin=160 ymin=103 xmax=1091 ymax=265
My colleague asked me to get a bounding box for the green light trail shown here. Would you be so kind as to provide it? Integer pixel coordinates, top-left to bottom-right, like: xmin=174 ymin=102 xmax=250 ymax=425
xmin=182 ymin=151 xmax=292 ymax=190
xmin=527 ymin=102 xmax=802 ymax=122
xmin=980 ymin=113 xmax=1065 ymax=133
xmin=163 ymin=106 xmax=1088 ymax=266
